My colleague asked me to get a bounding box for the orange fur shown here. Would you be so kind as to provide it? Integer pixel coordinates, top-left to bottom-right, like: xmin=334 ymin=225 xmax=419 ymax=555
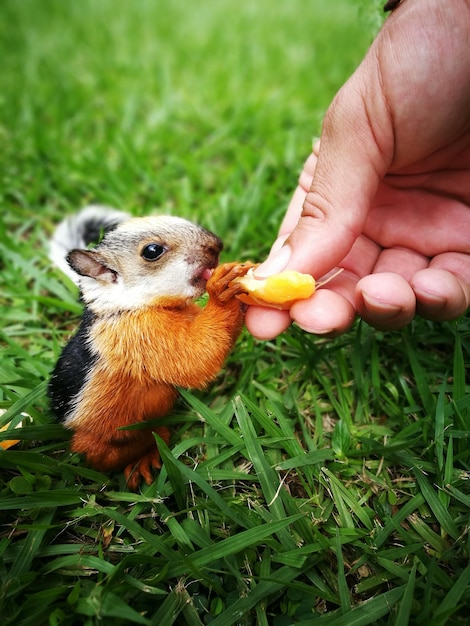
xmin=67 ymin=262 xmax=253 ymax=488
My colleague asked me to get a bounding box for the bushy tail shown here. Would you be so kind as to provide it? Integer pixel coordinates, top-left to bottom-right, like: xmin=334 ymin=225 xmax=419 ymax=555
xmin=49 ymin=205 xmax=129 ymax=283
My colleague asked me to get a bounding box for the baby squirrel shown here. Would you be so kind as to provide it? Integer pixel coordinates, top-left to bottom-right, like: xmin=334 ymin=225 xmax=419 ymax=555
xmin=48 ymin=206 xmax=253 ymax=489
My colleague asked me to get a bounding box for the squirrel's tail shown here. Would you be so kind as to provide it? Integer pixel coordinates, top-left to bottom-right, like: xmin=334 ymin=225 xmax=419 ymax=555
xmin=49 ymin=205 xmax=129 ymax=283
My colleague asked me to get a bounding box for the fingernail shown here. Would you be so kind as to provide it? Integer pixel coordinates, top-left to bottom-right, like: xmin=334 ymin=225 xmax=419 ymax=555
xmin=255 ymin=244 xmax=292 ymax=278
xmin=362 ymin=294 xmax=402 ymax=315
xmin=419 ymin=291 xmax=447 ymax=310
xmin=270 ymin=234 xmax=289 ymax=254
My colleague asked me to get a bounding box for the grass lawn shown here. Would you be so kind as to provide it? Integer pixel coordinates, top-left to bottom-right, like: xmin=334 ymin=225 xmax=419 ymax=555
xmin=1 ymin=0 xmax=469 ymax=624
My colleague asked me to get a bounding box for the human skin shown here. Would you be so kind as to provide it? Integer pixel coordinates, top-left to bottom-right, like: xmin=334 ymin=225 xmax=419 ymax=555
xmin=245 ymin=0 xmax=470 ymax=340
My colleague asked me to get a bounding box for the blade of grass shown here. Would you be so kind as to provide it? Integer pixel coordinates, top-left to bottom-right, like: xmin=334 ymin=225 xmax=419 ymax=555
xmin=148 ymin=582 xmax=188 ymax=626
xmin=407 ymin=513 xmax=449 ymax=554
xmin=321 ymin=468 xmax=354 ymax=528
xmin=178 ymin=388 xmax=241 ymax=447
xmin=156 ymin=435 xmax=255 ymax=529
xmin=335 ymin=528 xmax=351 ymax=613
xmin=295 ymin=586 xmax=404 ymax=626
xmin=405 ymin=336 xmax=436 ymax=417
xmin=375 ymin=493 xmax=425 ymax=548
xmin=42 ymin=554 xmax=116 ymax=576
xmin=432 ymin=563 xmax=470 ymax=626
xmin=255 ymin=547 xmax=272 ymax=626
xmin=180 ymin=595 xmax=206 ymax=626
xmin=275 ymin=448 xmax=335 ymax=470
xmin=0 ymin=381 xmax=48 ymax=426
xmin=154 ymin=434 xmax=187 ymax=511
xmin=8 ymin=510 xmax=54 ymax=578
xmin=0 ymin=489 xmax=83 ymax=510
xmin=412 ymin=467 xmax=459 ymax=540
xmin=395 ymin=562 xmax=416 ymax=626
xmin=321 ymin=468 xmax=374 ymax=530
xmin=434 ymin=378 xmax=447 ymax=476
xmin=441 ymin=434 xmax=453 ymax=509
xmin=233 ymin=394 xmax=298 ymax=551
xmin=452 ymin=333 xmax=467 ymax=422
xmin=444 ymin=483 xmax=470 ymax=508
xmin=76 ymin=588 xmax=150 ymax=624
xmin=209 ymin=564 xmax=310 ymax=626
xmin=93 ymin=505 xmax=178 ymax=561
xmin=168 ymin=515 xmax=303 ymax=579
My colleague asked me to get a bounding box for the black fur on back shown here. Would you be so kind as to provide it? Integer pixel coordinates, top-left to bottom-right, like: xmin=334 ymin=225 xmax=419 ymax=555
xmin=48 ymin=309 xmax=98 ymax=422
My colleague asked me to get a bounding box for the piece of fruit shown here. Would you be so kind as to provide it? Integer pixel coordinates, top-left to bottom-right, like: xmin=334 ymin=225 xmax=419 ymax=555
xmin=0 ymin=422 xmax=21 ymax=450
xmin=0 ymin=410 xmax=27 ymax=450
xmin=234 ymin=268 xmax=315 ymax=309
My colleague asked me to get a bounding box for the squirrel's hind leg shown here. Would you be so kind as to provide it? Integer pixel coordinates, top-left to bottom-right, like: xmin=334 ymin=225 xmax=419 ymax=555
xmin=71 ymin=425 xmax=170 ymax=489
xmin=124 ymin=442 xmax=167 ymax=490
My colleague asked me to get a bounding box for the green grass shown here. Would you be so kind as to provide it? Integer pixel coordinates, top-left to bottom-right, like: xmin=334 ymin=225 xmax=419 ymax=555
xmin=1 ymin=1 xmax=469 ymax=624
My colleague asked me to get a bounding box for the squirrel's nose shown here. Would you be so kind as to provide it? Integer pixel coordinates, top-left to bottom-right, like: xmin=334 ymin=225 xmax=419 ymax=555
xmin=202 ymin=229 xmax=223 ymax=255
xmin=207 ymin=241 xmax=223 ymax=257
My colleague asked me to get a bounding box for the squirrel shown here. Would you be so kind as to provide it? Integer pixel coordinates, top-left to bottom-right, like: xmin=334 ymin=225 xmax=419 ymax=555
xmin=48 ymin=206 xmax=254 ymax=489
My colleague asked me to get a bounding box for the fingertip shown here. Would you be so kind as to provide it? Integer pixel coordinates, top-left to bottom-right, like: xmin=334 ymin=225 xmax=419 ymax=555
xmin=356 ymin=273 xmax=416 ymax=330
xmin=244 ymin=306 xmax=292 ymax=340
xmin=285 ymin=214 xmax=357 ymax=280
xmin=290 ymin=289 xmax=356 ymax=336
xmin=411 ymin=268 xmax=469 ymax=321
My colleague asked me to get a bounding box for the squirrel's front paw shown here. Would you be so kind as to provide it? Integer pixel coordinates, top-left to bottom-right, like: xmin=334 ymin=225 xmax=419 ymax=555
xmin=207 ymin=262 xmax=257 ymax=304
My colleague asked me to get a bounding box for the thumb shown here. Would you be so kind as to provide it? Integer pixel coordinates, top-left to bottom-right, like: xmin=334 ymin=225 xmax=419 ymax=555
xmin=258 ymin=64 xmax=393 ymax=282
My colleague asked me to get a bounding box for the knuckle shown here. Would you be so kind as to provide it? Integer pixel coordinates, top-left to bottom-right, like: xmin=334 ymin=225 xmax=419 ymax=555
xmin=301 ymin=192 xmax=330 ymax=222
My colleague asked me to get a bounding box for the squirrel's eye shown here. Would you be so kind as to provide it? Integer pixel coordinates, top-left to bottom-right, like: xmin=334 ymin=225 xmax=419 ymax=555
xmin=142 ymin=243 xmax=166 ymax=261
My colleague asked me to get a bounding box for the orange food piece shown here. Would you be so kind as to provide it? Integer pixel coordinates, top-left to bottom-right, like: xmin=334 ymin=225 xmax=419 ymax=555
xmin=235 ymin=269 xmax=315 ymax=309
xmin=0 ymin=410 xmax=29 ymax=450
xmin=0 ymin=421 xmax=21 ymax=450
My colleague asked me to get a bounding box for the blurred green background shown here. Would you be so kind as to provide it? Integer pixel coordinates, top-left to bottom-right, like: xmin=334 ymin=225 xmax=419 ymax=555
xmin=0 ymin=0 xmax=379 ymax=255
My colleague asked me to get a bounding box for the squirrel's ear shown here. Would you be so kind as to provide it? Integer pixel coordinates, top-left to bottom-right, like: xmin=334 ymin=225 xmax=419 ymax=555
xmin=67 ymin=249 xmax=118 ymax=283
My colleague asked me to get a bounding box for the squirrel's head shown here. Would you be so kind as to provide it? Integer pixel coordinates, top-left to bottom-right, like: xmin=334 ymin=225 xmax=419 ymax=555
xmin=67 ymin=216 xmax=223 ymax=312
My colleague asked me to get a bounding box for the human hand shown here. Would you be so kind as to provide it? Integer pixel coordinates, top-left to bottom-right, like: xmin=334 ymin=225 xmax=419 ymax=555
xmin=246 ymin=0 xmax=470 ymax=340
